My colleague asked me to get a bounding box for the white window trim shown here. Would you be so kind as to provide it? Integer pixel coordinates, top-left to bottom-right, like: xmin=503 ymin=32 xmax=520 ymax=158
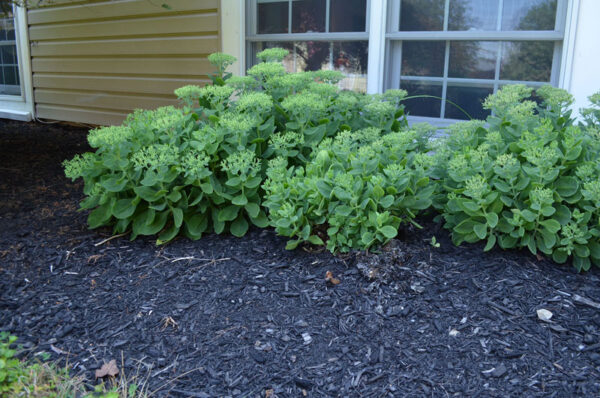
xmin=0 ymin=6 xmax=34 ymax=121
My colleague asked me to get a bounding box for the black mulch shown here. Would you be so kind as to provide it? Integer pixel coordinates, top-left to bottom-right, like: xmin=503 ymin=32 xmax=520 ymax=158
xmin=1 ymin=119 xmax=600 ymax=397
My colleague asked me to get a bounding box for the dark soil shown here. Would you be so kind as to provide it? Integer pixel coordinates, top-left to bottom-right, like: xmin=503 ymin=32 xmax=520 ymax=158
xmin=1 ymin=119 xmax=600 ymax=397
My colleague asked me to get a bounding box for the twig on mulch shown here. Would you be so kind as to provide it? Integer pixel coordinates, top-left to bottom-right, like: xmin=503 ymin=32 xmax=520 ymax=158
xmin=94 ymin=232 xmax=129 ymax=247
xmin=573 ymin=294 xmax=600 ymax=309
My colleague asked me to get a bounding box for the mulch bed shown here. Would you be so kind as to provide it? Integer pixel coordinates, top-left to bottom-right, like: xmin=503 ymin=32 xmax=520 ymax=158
xmin=1 ymin=119 xmax=600 ymax=397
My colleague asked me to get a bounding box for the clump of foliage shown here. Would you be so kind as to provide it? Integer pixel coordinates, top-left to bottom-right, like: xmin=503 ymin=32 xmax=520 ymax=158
xmin=433 ymin=85 xmax=600 ymax=271
xmin=64 ymin=48 xmax=409 ymax=245
xmin=263 ymin=127 xmax=435 ymax=252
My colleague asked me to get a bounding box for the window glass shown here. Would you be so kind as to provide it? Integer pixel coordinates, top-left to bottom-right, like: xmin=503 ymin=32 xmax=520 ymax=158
xmin=402 ymin=41 xmax=445 ymax=77
xmin=399 ymin=0 xmax=445 ymax=31
xmin=253 ymin=41 xmax=368 ymax=92
xmin=0 ymin=15 xmax=20 ymax=96
xmin=449 ymin=41 xmax=498 ymax=79
xmin=330 ymin=0 xmax=366 ymax=32
xmin=500 ymin=41 xmax=554 ymax=82
xmin=292 ymin=0 xmax=326 ymax=33
xmin=257 ymin=1 xmax=289 ymax=34
xmin=502 ymin=0 xmax=557 ymax=31
xmin=448 ymin=0 xmax=499 ymax=31
xmin=446 ymin=84 xmax=493 ymax=120
xmin=400 ymin=80 xmax=442 ymax=118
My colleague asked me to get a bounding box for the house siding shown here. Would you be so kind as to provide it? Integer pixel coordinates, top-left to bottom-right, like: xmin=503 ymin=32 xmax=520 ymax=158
xmin=27 ymin=0 xmax=220 ymax=125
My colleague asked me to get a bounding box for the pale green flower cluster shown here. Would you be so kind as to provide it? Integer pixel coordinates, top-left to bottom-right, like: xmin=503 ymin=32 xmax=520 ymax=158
xmin=445 ymin=120 xmax=486 ymax=149
xmin=380 ymin=89 xmax=408 ymax=104
xmin=199 ymin=85 xmax=234 ymax=103
xmin=247 ymin=62 xmax=286 ymax=80
xmin=257 ymin=47 xmax=290 ymax=63
xmin=281 ymin=92 xmax=327 ymax=119
xmin=208 ymin=52 xmax=237 ymax=70
xmin=537 ymin=85 xmax=574 ymax=110
xmin=226 ymin=76 xmax=259 ymax=93
xmin=523 ymin=145 xmax=559 ymax=168
xmin=132 ymin=144 xmax=178 ymax=170
xmin=268 ymin=72 xmax=313 ymax=93
xmin=464 ymin=174 xmax=490 ymax=200
xmin=152 ymin=106 xmax=185 ymax=130
xmin=530 ymin=187 xmax=554 ymax=206
xmin=221 ymin=150 xmax=261 ymax=177
xmin=576 ymin=163 xmax=595 ymax=182
xmin=306 ymin=82 xmax=338 ymax=97
xmin=313 ymin=70 xmax=344 ymax=84
xmin=235 ymin=91 xmax=273 ymax=115
xmin=483 ymin=84 xmax=533 ymax=116
xmin=63 ymin=152 xmax=97 ymax=180
xmin=87 ymin=126 xmax=132 ymax=148
xmin=383 ymin=163 xmax=406 ymax=181
xmin=582 ymin=180 xmax=600 ymax=204
xmin=562 ymin=125 xmax=584 ymax=149
xmin=180 ymin=150 xmax=210 ymax=179
xmin=270 ymin=131 xmax=304 ymax=151
xmin=174 ymin=85 xmax=203 ymax=101
xmin=219 ymin=113 xmax=256 ymax=133
xmin=335 ymin=91 xmax=359 ymax=111
xmin=494 ymin=153 xmax=519 ymax=169
xmin=364 ymin=101 xmax=395 ymax=121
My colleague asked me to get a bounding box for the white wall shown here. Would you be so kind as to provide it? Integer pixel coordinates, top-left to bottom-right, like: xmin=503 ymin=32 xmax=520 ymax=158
xmin=562 ymin=0 xmax=600 ymax=117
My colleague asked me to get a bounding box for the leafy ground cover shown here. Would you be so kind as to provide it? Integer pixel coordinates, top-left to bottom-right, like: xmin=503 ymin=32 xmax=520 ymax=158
xmin=2 ymin=119 xmax=600 ymax=396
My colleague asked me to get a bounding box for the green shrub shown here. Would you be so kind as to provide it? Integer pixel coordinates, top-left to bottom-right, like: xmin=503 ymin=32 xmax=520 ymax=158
xmin=434 ymin=85 xmax=600 ymax=271
xmin=263 ymin=127 xmax=435 ymax=252
xmin=64 ymin=48 xmax=410 ymax=244
xmin=0 ymin=333 xmax=20 ymax=393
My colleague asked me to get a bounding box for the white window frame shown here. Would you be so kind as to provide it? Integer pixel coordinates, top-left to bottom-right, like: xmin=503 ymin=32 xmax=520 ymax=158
xmin=0 ymin=6 xmax=34 ymax=121
xmin=383 ymin=0 xmax=570 ymax=124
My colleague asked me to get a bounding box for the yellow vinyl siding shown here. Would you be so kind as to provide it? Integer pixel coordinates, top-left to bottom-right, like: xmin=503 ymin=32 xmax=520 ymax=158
xmin=29 ymin=0 xmax=220 ymax=125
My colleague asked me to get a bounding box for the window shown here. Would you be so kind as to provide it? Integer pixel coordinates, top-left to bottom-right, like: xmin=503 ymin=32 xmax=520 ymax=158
xmin=385 ymin=0 xmax=567 ymax=120
xmin=0 ymin=12 xmax=21 ymax=96
xmin=246 ymin=0 xmax=369 ymax=92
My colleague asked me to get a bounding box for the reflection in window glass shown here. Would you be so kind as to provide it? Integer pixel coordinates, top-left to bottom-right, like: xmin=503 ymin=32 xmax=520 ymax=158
xmin=399 ymin=0 xmax=445 ymax=31
xmin=257 ymin=1 xmax=288 ymax=34
xmin=253 ymin=41 xmax=368 ymax=92
xmin=0 ymin=15 xmax=20 ymax=96
xmin=400 ymin=80 xmax=442 ymax=118
xmin=502 ymin=0 xmax=557 ymax=31
xmin=292 ymin=0 xmax=326 ymax=33
xmin=446 ymin=84 xmax=493 ymax=120
xmin=330 ymin=0 xmax=366 ymax=32
xmin=402 ymin=41 xmax=445 ymax=77
xmin=448 ymin=0 xmax=499 ymax=31
xmin=449 ymin=41 xmax=497 ymax=79
xmin=500 ymin=41 xmax=553 ymax=82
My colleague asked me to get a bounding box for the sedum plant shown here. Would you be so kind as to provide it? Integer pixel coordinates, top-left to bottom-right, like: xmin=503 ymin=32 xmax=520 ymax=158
xmin=434 ymin=85 xmax=600 ymax=271
xmin=263 ymin=128 xmax=435 ymax=253
xmin=64 ymin=49 xmax=410 ymax=244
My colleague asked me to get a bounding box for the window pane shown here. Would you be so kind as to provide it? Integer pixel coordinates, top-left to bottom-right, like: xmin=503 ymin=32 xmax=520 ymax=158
xmin=500 ymin=41 xmax=554 ymax=82
xmin=445 ymin=84 xmax=493 ymax=120
xmin=449 ymin=41 xmax=498 ymax=79
xmin=332 ymin=41 xmax=368 ymax=91
xmin=292 ymin=0 xmax=326 ymax=33
xmin=330 ymin=0 xmax=366 ymax=32
xmin=448 ymin=0 xmax=499 ymax=31
xmin=257 ymin=1 xmax=289 ymax=34
xmin=401 ymin=41 xmax=445 ymax=77
xmin=252 ymin=41 xmax=368 ymax=92
xmin=252 ymin=41 xmax=295 ymax=70
xmin=502 ymin=0 xmax=557 ymax=31
xmin=400 ymin=80 xmax=442 ymax=118
xmin=400 ymin=0 xmax=444 ymax=31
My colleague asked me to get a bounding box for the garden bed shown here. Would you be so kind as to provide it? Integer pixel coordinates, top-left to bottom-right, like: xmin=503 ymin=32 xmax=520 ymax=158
xmin=1 ymin=118 xmax=600 ymax=396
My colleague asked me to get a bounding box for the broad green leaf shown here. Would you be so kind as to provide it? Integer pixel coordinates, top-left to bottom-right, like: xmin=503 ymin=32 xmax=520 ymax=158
xmin=379 ymin=225 xmax=397 ymax=239
xmin=473 ymin=223 xmax=487 ymax=240
xmin=230 ymin=216 xmax=249 ymax=237
xmin=218 ymin=205 xmax=239 ymax=222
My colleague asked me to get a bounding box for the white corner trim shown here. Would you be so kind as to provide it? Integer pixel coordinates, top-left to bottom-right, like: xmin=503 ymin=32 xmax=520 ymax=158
xmin=366 ymin=0 xmax=387 ymax=94
xmin=220 ymin=0 xmax=245 ymax=76
xmin=558 ymin=0 xmax=580 ymax=91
